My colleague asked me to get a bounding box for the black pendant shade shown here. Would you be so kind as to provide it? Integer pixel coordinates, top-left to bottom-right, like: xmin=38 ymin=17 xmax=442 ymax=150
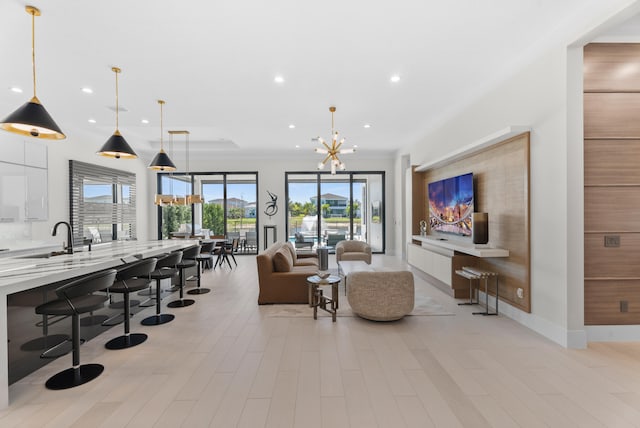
xmin=97 ymin=130 xmax=137 ymax=159
xmin=149 ymin=149 xmax=176 ymax=171
xmin=1 ymin=7 xmax=65 ymax=140
xmin=1 ymin=97 xmax=65 ymax=140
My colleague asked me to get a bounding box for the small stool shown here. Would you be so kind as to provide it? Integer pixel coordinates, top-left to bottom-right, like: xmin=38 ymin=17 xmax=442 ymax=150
xmin=190 ymin=242 xmax=213 ymax=295
xmin=168 ymin=245 xmax=199 ymax=307
xmin=460 ymin=266 xmax=499 ymax=316
xmin=105 ymin=258 xmax=157 ymax=350
xmin=35 ymin=269 xmax=116 ymax=390
xmin=455 ymin=269 xmax=480 ymax=306
xmin=141 ymin=252 xmax=182 ymax=326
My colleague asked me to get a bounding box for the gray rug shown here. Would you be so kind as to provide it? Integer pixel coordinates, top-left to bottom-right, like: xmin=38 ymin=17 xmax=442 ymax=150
xmin=261 ymin=293 xmax=454 ymax=318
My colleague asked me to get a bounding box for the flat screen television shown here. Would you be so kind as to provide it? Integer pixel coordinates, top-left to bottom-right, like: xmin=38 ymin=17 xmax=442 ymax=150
xmin=428 ymin=172 xmax=474 ymax=236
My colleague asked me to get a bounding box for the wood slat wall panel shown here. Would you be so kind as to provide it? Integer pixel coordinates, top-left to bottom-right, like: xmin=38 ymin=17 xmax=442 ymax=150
xmin=584 ymin=43 xmax=640 ymax=325
xmin=584 ymin=43 xmax=640 ymax=92
xmin=584 ymin=140 xmax=640 ymax=186
xmin=584 ymin=93 xmax=640 ymax=139
xmin=584 ymin=187 xmax=640 ymax=232
xmin=585 ymin=233 xmax=640 ymax=278
xmin=420 ymin=133 xmax=530 ymax=312
xmin=585 ymin=280 xmax=640 ymax=325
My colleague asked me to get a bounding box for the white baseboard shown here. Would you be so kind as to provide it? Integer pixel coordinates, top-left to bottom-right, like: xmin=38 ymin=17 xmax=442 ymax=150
xmin=479 ymin=291 xmax=587 ymax=349
xmin=586 ymin=325 xmax=640 ymax=342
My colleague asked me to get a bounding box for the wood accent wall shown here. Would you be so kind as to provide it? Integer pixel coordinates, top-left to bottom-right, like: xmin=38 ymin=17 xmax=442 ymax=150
xmin=584 ymin=43 xmax=640 ymax=325
xmin=413 ymin=133 xmax=531 ymax=312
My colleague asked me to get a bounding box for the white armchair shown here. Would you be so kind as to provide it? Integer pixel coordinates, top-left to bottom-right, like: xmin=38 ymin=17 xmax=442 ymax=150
xmin=335 ymin=240 xmax=372 ymax=264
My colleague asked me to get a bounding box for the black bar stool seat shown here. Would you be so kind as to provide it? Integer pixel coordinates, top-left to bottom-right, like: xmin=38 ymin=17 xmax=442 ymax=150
xmin=35 ymin=269 xmax=117 ymax=390
xmin=168 ymin=245 xmax=199 ymax=308
xmin=141 ymin=252 xmax=182 ymax=326
xmin=105 ymin=258 xmax=157 ymax=350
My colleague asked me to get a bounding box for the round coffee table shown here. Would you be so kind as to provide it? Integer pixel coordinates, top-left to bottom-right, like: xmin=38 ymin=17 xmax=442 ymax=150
xmin=306 ymin=275 xmax=341 ymax=321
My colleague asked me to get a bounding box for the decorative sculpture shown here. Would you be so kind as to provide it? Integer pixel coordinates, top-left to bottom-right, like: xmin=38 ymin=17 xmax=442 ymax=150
xmin=419 ymin=219 xmax=427 ymax=236
xmin=264 ymin=190 xmax=278 ymax=218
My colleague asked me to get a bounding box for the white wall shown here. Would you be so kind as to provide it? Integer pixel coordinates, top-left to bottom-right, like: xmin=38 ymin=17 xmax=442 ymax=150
xmin=145 ymin=154 xmax=396 ymax=253
xmin=398 ymin=0 xmax=640 ymax=348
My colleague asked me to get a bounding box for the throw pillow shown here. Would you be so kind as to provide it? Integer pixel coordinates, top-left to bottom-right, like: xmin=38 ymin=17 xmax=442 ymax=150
xmin=284 ymin=241 xmax=297 ymax=260
xmin=273 ymin=247 xmax=293 ymax=272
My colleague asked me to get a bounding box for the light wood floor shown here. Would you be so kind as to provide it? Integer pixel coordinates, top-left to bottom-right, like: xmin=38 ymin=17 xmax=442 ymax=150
xmin=2 ymin=255 xmax=640 ymax=427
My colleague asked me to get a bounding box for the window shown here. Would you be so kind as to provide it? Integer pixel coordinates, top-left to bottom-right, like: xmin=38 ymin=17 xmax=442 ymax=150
xmin=69 ymin=160 xmax=137 ymax=245
xmin=157 ymin=171 xmax=258 ymax=253
xmin=285 ymin=171 xmax=385 ymax=252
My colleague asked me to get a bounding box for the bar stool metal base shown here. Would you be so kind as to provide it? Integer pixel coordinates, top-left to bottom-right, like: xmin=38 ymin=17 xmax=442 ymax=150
xmin=187 ymin=288 xmax=210 ymax=295
xmin=45 ymin=364 xmax=104 ymax=390
xmin=167 ymin=299 xmax=195 ymax=308
xmin=141 ymin=313 xmax=174 ymax=325
xmin=105 ymin=333 xmax=147 ymax=350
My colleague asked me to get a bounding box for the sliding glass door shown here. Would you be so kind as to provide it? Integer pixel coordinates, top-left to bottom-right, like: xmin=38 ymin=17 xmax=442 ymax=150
xmin=285 ymin=171 xmax=385 ymax=253
xmin=157 ymin=171 xmax=258 ymax=253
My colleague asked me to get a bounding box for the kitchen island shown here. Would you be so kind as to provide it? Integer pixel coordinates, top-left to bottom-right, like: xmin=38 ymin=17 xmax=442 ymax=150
xmin=0 ymin=239 xmax=198 ymax=409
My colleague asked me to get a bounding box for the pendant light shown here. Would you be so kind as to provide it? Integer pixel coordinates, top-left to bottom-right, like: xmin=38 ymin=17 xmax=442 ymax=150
xmin=97 ymin=67 xmax=137 ymax=159
xmin=149 ymin=100 xmax=176 ymax=171
xmin=0 ymin=6 xmax=65 ymax=140
xmin=168 ymin=130 xmax=202 ymax=205
xmin=151 ymin=100 xmax=177 ymax=205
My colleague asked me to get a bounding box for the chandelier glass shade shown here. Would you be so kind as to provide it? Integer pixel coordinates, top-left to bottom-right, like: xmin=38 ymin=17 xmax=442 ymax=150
xmin=97 ymin=67 xmax=137 ymax=159
xmin=0 ymin=6 xmax=65 ymax=140
xmin=314 ymin=106 xmax=355 ymax=174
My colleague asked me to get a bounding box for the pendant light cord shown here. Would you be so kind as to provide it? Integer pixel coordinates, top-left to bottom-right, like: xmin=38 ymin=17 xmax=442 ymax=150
xmin=159 ymin=101 xmax=164 ymax=150
xmin=115 ymin=70 xmax=119 ymax=131
xmin=31 ymin=9 xmax=36 ymax=99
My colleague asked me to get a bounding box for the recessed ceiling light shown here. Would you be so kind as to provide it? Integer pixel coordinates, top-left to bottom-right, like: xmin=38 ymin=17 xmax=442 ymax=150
xmin=10 ymin=87 xmax=23 ymax=93
xmin=390 ymin=74 xmax=401 ymax=83
xmin=289 ymin=124 xmax=295 ymax=129
xmin=88 ymin=118 xmax=96 ymax=124
xmin=274 ymin=75 xmax=285 ymax=84
xmin=295 ymin=145 xmax=300 ymax=149
xmin=81 ymin=87 xmax=93 ymax=94
xmin=354 ymin=145 xmax=359 ymax=148
xmin=363 ymin=124 xmax=371 ymax=128
xmin=141 ymin=119 xmax=149 ymax=124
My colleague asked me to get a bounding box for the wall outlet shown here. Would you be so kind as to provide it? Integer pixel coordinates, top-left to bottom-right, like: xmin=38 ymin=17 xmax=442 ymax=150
xmin=620 ymin=300 xmax=629 ymax=313
xmin=604 ymin=235 xmax=620 ymax=247
xmin=516 ymin=288 xmax=524 ymax=299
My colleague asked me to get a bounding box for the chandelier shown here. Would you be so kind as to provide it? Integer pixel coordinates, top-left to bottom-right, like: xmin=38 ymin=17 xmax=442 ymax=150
xmin=314 ymin=106 xmax=355 ymax=174
xmin=168 ymin=130 xmax=203 ymax=205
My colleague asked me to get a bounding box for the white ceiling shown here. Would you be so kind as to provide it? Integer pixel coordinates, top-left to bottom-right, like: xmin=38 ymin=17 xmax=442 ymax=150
xmin=0 ymin=0 xmax=613 ymax=161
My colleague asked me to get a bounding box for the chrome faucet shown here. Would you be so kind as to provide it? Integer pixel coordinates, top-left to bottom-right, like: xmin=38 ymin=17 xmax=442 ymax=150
xmin=52 ymin=221 xmax=74 ymax=254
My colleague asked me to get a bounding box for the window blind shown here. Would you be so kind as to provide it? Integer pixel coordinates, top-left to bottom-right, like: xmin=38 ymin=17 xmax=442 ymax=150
xmin=69 ymin=160 xmax=137 ymax=246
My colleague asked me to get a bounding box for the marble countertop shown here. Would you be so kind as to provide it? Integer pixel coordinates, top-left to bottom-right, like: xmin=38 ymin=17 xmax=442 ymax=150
xmin=0 ymin=240 xmax=199 ymax=295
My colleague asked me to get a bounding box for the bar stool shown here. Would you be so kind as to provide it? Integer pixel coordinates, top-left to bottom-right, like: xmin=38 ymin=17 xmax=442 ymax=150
xmin=168 ymin=245 xmax=199 ymax=307
xmin=190 ymin=242 xmax=213 ymax=295
xmin=196 ymin=241 xmax=215 ymax=270
xmin=141 ymin=251 xmax=182 ymax=326
xmin=105 ymin=258 xmax=157 ymax=350
xmin=35 ymin=269 xmax=117 ymax=390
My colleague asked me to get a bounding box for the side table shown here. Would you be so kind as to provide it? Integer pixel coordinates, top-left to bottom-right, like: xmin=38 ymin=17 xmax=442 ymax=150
xmin=306 ymin=275 xmax=341 ymax=322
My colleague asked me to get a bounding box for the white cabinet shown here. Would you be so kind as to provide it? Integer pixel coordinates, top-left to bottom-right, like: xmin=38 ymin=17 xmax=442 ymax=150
xmin=25 ymin=166 xmax=48 ymax=221
xmin=24 ymin=140 xmax=47 ymax=168
xmin=0 ymin=164 xmax=26 ymax=223
xmin=408 ymin=243 xmax=477 ymax=298
xmin=0 ymin=139 xmax=48 ymax=222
